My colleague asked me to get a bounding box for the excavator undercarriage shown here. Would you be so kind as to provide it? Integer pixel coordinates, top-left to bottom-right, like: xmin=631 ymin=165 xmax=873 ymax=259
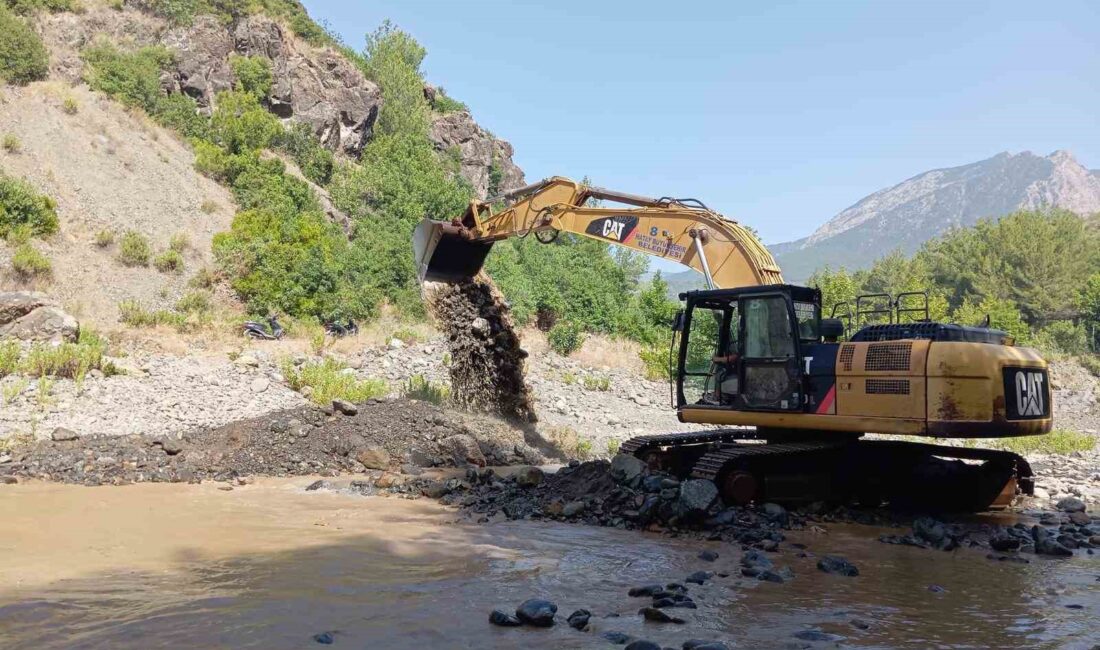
xmin=413 ymin=176 xmax=1051 ymax=513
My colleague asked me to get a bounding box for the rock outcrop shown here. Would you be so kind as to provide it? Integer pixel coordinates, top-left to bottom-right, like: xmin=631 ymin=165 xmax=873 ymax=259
xmin=430 ymin=110 xmax=525 ymax=198
xmin=0 ymin=291 xmax=78 ymax=343
xmin=162 ymin=15 xmax=382 ymax=157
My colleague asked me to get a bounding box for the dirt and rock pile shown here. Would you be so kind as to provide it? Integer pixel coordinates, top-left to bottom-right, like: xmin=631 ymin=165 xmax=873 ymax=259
xmin=377 ymin=454 xmax=1100 ymax=564
xmin=0 ymin=398 xmax=548 ymax=486
xmin=423 ymin=276 xmax=536 ymax=422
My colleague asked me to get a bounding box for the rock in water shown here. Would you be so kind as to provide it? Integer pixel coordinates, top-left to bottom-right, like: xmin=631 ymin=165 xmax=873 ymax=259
xmin=817 ymin=555 xmax=859 ymax=576
xmin=515 ymin=598 xmax=557 ymax=627
xmin=489 ymin=610 xmax=522 ymax=627
xmin=603 ymin=631 xmax=633 ymax=644
xmin=1056 ymin=497 xmax=1086 ymax=513
xmin=567 ymin=609 xmax=591 ymax=630
xmin=640 ymin=607 xmax=685 ymax=624
xmin=312 ymin=631 xmax=335 ymax=644
xmin=515 ymin=466 xmax=544 ymax=488
xmin=684 ymin=641 xmax=732 ymax=650
xmin=625 ymin=641 xmax=662 ymax=650
xmin=698 ymin=550 xmax=719 ymax=562
xmin=422 ymin=277 xmax=535 ymax=422
xmin=678 ymin=479 xmax=718 ymax=516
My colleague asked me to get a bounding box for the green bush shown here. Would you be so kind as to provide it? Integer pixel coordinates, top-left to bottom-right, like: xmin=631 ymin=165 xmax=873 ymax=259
xmin=2 ymin=134 xmax=21 ymax=153
xmin=209 ymin=90 xmax=281 ymax=154
xmin=153 ymin=93 xmax=209 ymax=139
xmin=153 ymin=248 xmax=183 ymax=273
xmin=402 ymin=374 xmax=450 ymax=405
xmin=11 ymin=243 xmax=51 ymax=277
xmin=189 ymin=266 xmax=216 ymax=288
xmin=1033 ymin=320 xmax=1089 ymax=357
xmin=62 ymin=96 xmax=79 ymax=114
xmin=1080 ymin=355 xmax=1100 ymax=378
xmin=6 ymin=0 xmax=82 ymax=13
xmin=117 ymin=230 xmax=151 ymax=266
xmin=118 ymin=299 xmax=188 ymax=329
xmin=430 ymin=89 xmax=467 ymax=114
xmin=0 ymin=5 xmax=49 ymax=85
xmin=0 ymin=174 xmax=59 ymax=238
xmin=582 ymin=375 xmax=611 ymax=391
xmin=281 ymin=357 xmax=387 ymax=405
xmin=169 ymin=232 xmax=189 ymax=252
xmin=639 ymin=343 xmax=673 ymax=381
xmin=548 ymin=321 xmax=585 ymax=356
xmin=82 ymin=43 xmax=173 ymax=113
xmin=94 ymin=229 xmax=115 ymax=247
xmin=276 ymin=122 xmax=334 ymax=186
xmin=229 ymin=54 xmax=272 ymax=98
xmin=994 ymin=429 xmax=1095 ymax=456
xmin=175 ymin=289 xmax=211 ymax=313
xmin=0 ymin=340 xmax=19 ymax=377
xmin=19 ymin=339 xmax=119 ymax=381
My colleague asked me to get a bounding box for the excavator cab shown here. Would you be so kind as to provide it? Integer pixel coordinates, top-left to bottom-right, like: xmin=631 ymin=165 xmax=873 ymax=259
xmin=676 ymin=285 xmax=842 ymax=414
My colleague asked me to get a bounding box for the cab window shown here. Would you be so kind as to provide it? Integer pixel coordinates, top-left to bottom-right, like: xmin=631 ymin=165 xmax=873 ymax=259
xmin=743 ymin=296 xmax=794 ymax=358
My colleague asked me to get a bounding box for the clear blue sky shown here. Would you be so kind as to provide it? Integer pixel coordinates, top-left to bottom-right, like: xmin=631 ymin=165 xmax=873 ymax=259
xmin=303 ymin=0 xmax=1099 ymax=271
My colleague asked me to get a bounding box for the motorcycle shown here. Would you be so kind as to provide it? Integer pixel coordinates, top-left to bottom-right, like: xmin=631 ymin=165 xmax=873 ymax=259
xmin=324 ymin=319 xmax=359 ymax=337
xmin=243 ymin=315 xmax=284 ymax=340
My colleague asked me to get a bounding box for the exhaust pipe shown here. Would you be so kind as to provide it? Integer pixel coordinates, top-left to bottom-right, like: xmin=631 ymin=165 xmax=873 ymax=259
xmin=413 ymin=218 xmax=494 ymax=283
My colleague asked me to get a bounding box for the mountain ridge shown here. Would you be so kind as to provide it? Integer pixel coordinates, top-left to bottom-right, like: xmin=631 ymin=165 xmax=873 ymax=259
xmin=773 ymin=150 xmax=1100 ymax=282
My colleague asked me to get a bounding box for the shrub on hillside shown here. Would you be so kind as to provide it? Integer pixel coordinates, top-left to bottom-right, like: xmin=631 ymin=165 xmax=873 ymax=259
xmin=117 ymin=230 xmax=151 ymax=266
xmin=11 ymin=243 xmax=51 ymax=278
xmin=2 ymin=134 xmax=22 ymax=153
xmin=6 ymin=0 xmax=81 ymax=13
xmin=0 ymin=174 xmax=60 ymax=238
xmin=281 ymin=357 xmax=387 ymax=406
xmin=0 ymin=5 xmax=49 ymax=85
xmin=430 ymin=89 xmax=467 ymax=114
xmin=548 ymin=321 xmax=585 ymax=356
xmin=153 ymin=248 xmax=183 ymax=273
xmin=276 ymin=122 xmax=334 ymax=186
xmin=209 ymin=90 xmax=281 ymax=154
xmin=82 ymin=43 xmax=173 ymax=113
xmin=94 ymin=229 xmax=115 ymax=247
xmin=229 ymin=54 xmax=272 ymax=98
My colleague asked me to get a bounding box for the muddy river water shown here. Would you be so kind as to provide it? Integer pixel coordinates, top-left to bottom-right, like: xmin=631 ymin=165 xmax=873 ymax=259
xmin=0 ymin=479 xmax=1096 ymax=649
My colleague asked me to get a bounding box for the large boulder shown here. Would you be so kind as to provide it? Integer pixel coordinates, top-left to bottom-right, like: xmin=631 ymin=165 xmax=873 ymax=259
xmin=161 ymin=15 xmax=382 ymax=157
xmin=0 ymin=292 xmax=78 ymax=343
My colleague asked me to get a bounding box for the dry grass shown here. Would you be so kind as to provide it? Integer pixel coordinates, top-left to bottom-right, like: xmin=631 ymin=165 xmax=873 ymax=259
xmin=546 ymin=425 xmax=595 ymax=460
xmin=575 ymin=334 xmax=644 ymax=372
xmin=282 ymin=357 xmax=387 ymax=406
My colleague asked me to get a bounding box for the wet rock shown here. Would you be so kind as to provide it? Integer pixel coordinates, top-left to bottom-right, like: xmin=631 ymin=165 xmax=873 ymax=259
xmin=928 ymin=584 xmax=946 ymax=593
xmin=990 ymin=535 xmax=1021 ymax=552
xmin=515 ymin=466 xmax=544 ymax=488
xmin=567 ymin=608 xmax=591 ymax=630
xmin=817 ymin=555 xmax=859 ymax=576
xmin=757 ymin=568 xmax=791 ymax=583
xmin=610 ymin=453 xmax=646 ymax=486
xmin=354 ymin=446 xmax=390 ymax=470
xmin=698 ymin=550 xmax=719 ymax=562
xmin=2 ymin=476 xmax=18 ymax=484
xmin=624 ymin=641 xmax=661 ymax=650
xmin=331 ymin=399 xmax=357 ymax=416
xmin=562 ymin=500 xmax=586 ymax=517
xmin=850 ymin=618 xmax=871 ymax=630
xmin=629 ymin=584 xmax=664 ymax=597
xmin=740 ymin=549 xmax=774 ymax=570
xmin=685 ymin=570 xmax=713 ymax=585
xmin=51 ymin=427 xmax=79 ymax=442
xmin=913 ymin=516 xmax=949 ymax=546
xmin=794 ymin=630 xmax=844 ymax=642
xmin=304 ymin=480 xmax=328 ymax=491
xmin=1056 ymin=496 xmax=1086 ymax=513
xmin=1033 ymin=525 xmax=1074 ymax=556
xmin=515 ymin=598 xmax=557 ymax=627
xmin=640 ymin=607 xmax=685 ymax=624
xmin=1068 ymin=511 xmax=1090 ymax=525
xmin=312 ymin=631 xmax=335 ymax=644
xmin=421 ymin=480 xmax=451 ymax=499
xmin=603 ymin=631 xmax=633 ymax=644
xmin=489 ymin=609 xmax=522 ymax=627
xmin=683 ymin=642 xmax=731 ymax=650
xmin=442 ymin=434 xmax=487 ymax=467
xmin=678 ymin=479 xmax=718 ymax=516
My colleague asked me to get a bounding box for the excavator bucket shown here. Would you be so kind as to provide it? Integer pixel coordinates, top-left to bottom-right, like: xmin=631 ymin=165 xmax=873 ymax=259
xmin=413 ymin=218 xmax=493 ymax=283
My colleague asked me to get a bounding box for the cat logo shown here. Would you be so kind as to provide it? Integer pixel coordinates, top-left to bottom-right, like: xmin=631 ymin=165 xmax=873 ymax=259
xmin=1002 ymin=368 xmax=1049 ymax=420
xmin=602 ymin=219 xmax=625 ymax=240
xmin=584 ymin=216 xmax=639 ymax=243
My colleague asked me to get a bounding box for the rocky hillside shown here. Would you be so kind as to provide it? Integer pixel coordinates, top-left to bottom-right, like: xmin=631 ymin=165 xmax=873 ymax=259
xmin=773 ymin=150 xmax=1100 ymax=281
xmin=1 ymin=1 xmax=523 ymax=327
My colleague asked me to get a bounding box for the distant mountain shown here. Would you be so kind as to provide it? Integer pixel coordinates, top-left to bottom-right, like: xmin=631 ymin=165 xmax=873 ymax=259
xmin=773 ymin=150 xmax=1100 ymax=282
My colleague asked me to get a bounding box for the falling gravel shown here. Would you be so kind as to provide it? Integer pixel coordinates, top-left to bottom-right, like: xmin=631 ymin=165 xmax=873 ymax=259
xmin=423 ymin=275 xmax=536 ymax=422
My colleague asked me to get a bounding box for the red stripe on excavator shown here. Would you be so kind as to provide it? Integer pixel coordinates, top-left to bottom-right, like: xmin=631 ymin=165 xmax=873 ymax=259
xmin=816 ymin=385 xmax=836 ymax=415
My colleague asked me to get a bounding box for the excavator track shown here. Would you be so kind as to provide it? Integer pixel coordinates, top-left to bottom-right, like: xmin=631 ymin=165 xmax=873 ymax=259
xmin=618 ymin=428 xmax=756 ymax=456
xmin=620 ymin=430 xmax=1033 ymax=511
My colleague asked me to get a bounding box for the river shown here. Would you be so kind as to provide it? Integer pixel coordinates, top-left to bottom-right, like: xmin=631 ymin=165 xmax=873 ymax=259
xmin=0 ymin=479 xmax=1096 ymax=649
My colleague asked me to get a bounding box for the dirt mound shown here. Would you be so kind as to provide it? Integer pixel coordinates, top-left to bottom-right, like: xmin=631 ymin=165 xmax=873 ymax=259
xmin=1 ymin=398 xmax=547 ymax=485
xmin=423 ymin=275 xmax=536 ymax=422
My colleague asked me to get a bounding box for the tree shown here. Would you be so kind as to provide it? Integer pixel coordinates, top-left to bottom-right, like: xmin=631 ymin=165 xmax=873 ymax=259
xmin=952 ymin=297 xmax=1030 ymax=344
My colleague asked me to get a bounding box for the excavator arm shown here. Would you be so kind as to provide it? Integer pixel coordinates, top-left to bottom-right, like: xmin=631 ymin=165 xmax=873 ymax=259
xmin=413 ymin=176 xmax=782 ymax=288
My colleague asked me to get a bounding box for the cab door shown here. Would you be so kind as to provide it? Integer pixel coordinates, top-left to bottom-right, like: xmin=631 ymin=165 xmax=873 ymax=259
xmin=738 ymin=294 xmax=802 ymax=411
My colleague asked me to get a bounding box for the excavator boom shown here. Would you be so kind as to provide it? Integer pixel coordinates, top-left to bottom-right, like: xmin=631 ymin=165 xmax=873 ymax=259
xmin=414 ymin=176 xmax=782 ymax=288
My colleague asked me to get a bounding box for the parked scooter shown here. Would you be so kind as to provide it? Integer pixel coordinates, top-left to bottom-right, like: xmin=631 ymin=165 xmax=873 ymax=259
xmin=324 ymin=319 xmax=359 ymax=337
xmin=243 ymin=315 xmax=284 ymax=340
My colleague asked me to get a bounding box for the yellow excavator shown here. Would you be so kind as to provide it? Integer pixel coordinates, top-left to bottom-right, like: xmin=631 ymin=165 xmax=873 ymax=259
xmin=414 ymin=177 xmax=1051 ymax=511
